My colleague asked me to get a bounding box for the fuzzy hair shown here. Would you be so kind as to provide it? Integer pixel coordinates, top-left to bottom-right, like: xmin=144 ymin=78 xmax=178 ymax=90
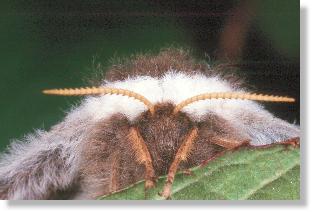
xmin=0 ymin=50 xmax=299 ymax=199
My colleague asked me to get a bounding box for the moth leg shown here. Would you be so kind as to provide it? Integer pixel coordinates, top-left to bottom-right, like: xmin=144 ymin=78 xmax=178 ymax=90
xmin=199 ymin=136 xmax=250 ymax=167
xmin=247 ymin=137 xmax=300 ymax=149
xmin=201 ymin=137 xmax=299 ymax=168
xmin=128 ymin=127 xmax=156 ymax=189
xmin=278 ymin=137 xmax=300 ymax=147
xmin=79 ymin=145 xmax=123 ymax=199
xmin=161 ymin=128 xmax=199 ymax=199
xmin=210 ymin=136 xmax=250 ymax=149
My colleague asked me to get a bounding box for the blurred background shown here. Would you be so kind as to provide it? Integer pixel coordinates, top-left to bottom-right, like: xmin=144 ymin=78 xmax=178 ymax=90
xmin=0 ymin=0 xmax=299 ymax=151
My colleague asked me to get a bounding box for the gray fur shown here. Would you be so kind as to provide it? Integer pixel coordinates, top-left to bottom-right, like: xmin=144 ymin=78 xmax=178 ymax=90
xmin=0 ymin=109 xmax=93 ymax=199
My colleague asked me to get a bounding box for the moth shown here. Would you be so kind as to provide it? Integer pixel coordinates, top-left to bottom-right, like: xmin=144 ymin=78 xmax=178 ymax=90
xmin=0 ymin=48 xmax=299 ymax=200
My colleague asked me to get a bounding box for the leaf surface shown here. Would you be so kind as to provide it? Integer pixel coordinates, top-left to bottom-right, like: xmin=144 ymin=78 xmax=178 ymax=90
xmin=99 ymin=146 xmax=300 ymax=200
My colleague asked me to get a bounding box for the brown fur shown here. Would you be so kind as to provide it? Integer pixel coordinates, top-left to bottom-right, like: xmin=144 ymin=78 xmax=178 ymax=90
xmin=89 ymin=48 xmax=244 ymax=89
xmin=128 ymin=127 xmax=156 ymax=188
xmin=78 ymin=48 xmax=250 ymax=198
xmin=79 ymin=103 xmax=250 ymax=198
xmin=104 ymin=48 xmax=209 ymax=81
xmin=161 ymin=128 xmax=199 ymax=198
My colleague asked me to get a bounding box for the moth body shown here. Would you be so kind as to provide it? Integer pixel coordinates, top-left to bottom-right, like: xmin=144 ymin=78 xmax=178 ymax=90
xmin=0 ymin=49 xmax=299 ymax=199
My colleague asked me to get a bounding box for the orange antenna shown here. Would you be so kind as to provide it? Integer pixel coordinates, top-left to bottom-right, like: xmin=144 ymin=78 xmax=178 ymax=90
xmin=43 ymin=87 xmax=155 ymax=114
xmin=174 ymin=92 xmax=295 ymax=114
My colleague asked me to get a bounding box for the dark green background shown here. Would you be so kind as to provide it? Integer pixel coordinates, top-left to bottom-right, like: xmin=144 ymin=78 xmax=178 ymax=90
xmin=0 ymin=0 xmax=299 ymax=151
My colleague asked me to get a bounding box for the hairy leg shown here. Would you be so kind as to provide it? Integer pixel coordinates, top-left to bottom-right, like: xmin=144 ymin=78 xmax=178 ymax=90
xmin=161 ymin=128 xmax=198 ymax=199
xmin=128 ymin=127 xmax=156 ymax=189
xmin=78 ymin=114 xmax=148 ymax=199
xmin=201 ymin=137 xmax=300 ymax=168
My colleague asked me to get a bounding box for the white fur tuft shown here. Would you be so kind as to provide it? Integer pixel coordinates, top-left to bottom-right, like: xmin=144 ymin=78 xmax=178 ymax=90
xmin=70 ymin=71 xmax=299 ymax=146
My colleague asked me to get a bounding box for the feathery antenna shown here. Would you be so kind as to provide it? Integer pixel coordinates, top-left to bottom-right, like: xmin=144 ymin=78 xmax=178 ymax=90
xmin=43 ymin=88 xmax=295 ymax=116
xmin=43 ymin=87 xmax=155 ymax=114
xmin=173 ymin=92 xmax=295 ymax=114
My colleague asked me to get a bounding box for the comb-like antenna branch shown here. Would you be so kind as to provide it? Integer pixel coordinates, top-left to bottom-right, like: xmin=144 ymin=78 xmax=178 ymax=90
xmin=43 ymin=87 xmax=155 ymax=114
xmin=174 ymin=92 xmax=295 ymax=114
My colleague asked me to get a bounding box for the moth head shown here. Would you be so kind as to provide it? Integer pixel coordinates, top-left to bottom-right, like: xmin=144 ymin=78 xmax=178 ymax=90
xmin=43 ymin=86 xmax=296 ymax=185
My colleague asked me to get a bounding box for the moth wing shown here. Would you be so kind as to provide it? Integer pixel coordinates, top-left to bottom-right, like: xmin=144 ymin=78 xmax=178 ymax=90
xmin=199 ymin=113 xmax=251 ymax=149
xmin=0 ymin=109 xmax=93 ymax=199
xmin=227 ymin=106 xmax=300 ymax=146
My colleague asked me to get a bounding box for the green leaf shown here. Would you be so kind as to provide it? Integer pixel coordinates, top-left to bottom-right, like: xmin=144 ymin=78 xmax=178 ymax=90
xmin=98 ymin=146 xmax=300 ymax=200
